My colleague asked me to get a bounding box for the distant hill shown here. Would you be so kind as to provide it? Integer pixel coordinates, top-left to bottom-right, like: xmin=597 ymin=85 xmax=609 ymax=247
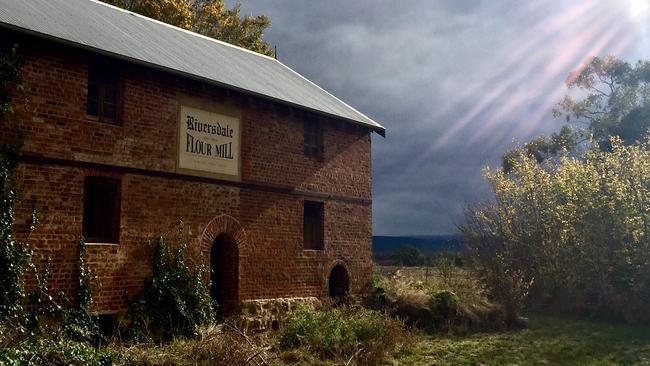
xmin=372 ymin=235 xmax=463 ymax=253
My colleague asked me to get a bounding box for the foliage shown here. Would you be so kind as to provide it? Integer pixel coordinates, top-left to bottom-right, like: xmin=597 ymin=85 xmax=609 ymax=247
xmin=428 ymin=290 xmax=459 ymax=329
xmin=502 ymin=125 xmax=580 ymax=172
xmin=395 ymin=314 xmax=650 ymax=366
xmin=0 ymin=165 xmax=31 ymax=324
xmin=279 ymin=303 xmax=404 ymax=365
xmin=0 ymin=42 xmax=22 ymax=117
xmin=61 ymin=238 xmax=99 ymax=341
xmin=0 ymin=43 xmax=29 ymax=325
xmin=504 ymin=56 xmax=650 ymax=169
xmin=128 ymin=236 xmax=214 ymax=342
xmin=102 ymin=0 xmax=274 ymax=56
xmin=462 ymin=138 xmax=650 ymax=321
xmin=191 ymin=0 xmax=273 ymax=56
xmin=105 ymin=0 xmax=194 ymax=29
xmin=556 ymin=55 xmax=650 ymax=149
xmin=391 ymin=244 xmax=426 ymax=267
xmin=20 ymin=237 xmax=99 ymax=343
xmin=0 ymin=336 xmax=116 ymax=366
xmin=369 ymin=266 xmax=499 ymax=332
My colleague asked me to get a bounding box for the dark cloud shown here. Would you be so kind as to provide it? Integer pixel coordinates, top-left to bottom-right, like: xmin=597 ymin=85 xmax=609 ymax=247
xmin=231 ymin=0 xmax=650 ymax=235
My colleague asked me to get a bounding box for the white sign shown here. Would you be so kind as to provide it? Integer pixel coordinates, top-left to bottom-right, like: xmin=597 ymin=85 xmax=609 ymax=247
xmin=178 ymin=105 xmax=240 ymax=178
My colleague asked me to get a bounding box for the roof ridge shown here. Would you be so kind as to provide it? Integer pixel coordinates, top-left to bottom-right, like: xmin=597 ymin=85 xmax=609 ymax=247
xmin=88 ymin=0 xmax=278 ymax=62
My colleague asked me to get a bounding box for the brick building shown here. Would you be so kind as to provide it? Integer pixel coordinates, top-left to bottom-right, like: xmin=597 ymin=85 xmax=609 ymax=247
xmin=0 ymin=0 xmax=385 ymax=317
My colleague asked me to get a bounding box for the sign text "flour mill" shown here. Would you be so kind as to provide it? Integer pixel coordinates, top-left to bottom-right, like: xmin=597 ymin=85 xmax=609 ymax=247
xmin=177 ymin=105 xmax=240 ymax=178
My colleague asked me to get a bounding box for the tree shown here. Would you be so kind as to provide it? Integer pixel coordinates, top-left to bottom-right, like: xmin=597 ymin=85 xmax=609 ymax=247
xmin=102 ymin=0 xmax=274 ymax=56
xmin=502 ymin=125 xmax=580 ymax=172
xmin=503 ymin=56 xmax=650 ymax=171
xmin=392 ymin=244 xmax=425 ymax=267
xmin=555 ymin=55 xmax=650 ymax=149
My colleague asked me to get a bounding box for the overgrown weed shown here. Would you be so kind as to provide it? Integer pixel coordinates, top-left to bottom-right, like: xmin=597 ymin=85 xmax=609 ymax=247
xmin=278 ymin=303 xmax=405 ymax=365
xmin=370 ymin=264 xmax=502 ymax=333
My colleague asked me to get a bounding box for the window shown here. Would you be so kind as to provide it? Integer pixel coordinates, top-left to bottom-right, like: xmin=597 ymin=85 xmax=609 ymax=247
xmin=83 ymin=177 xmax=121 ymax=243
xmin=304 ymin=120 xmax=323 ymax=159
xmin=86 ymin=58 xmax=120 ymax=123
xmin=303 ymin=201 xmax=324 ymax=250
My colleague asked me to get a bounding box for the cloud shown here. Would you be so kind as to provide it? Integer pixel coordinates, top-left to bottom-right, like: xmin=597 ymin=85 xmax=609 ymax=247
xmin=233 ymin=0 xmax=650 ymax=235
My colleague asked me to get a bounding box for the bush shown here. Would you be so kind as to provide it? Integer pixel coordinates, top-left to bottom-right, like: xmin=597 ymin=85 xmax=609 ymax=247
xmin=0 ymin=337 xmax=116 ymax=366
xmin=429 ymin=290 xmax=459 ymax=328
xmin=461 ymin=138 xmax=650 ymax=322
xmin=127 ymin=235 xmax=214 ymax=342
xmin=392 ymin=244 xmax=425 ymax=266
xmin=369 ymin=266 xmax=501 ymax=332
xmin=279 ymin=303 xmax=403 ymax=365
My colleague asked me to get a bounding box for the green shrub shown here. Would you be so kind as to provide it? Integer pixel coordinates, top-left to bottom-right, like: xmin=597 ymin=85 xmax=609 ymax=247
xmin=127 ymin=236 xmax=214 ymax=342
xmin=279 ymin=303 xmax=403 ymax=365
xmin=0 ymin=337 xmax=116 ymax=366
xmin=59 ymin=238 xmax=99 ymax=341
xmin=428 ymin=290 xmax=459 ymax=330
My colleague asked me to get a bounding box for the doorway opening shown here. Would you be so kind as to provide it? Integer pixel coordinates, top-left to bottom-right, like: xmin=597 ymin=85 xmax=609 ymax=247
xmin=210 ymin=233 xmax=239 ymax=316
xmin=328 ymin=264 xmax=350 ymax=300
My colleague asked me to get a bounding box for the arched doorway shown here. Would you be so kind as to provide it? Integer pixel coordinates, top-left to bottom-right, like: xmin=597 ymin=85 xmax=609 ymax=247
xmin=211 ymin=233 xmax=239 ymax=316
xmin=328 ymin=264 xmax=350 ymax=300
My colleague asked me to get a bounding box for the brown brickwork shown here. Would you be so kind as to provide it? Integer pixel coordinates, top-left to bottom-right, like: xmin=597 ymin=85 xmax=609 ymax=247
xmin=4 ymin=30 xmax=374 ymax=313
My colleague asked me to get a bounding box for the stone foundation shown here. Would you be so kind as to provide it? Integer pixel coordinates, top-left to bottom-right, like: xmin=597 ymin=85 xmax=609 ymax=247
xmin=237 ymin=297 xmax=321 ymax=332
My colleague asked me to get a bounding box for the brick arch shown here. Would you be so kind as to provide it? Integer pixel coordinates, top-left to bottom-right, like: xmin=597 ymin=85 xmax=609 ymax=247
xmin=199 ymin=214 xmax=249 ymax=259
xmin=199 ymin=215 xmax=248 ymax=313
xmin=325 ymin=260 xmax=351 ymax=299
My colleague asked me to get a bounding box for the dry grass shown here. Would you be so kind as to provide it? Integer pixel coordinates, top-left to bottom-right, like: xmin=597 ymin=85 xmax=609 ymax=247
xmin=117 ymin=323 xmax=272 ymax=366
xmin=373 ymin=264 xmax=501 ymax=331
xmin=277 ymin=303 xmax=407 ymax=366
xmin=117 ymin=305 xmax=409 ymax=366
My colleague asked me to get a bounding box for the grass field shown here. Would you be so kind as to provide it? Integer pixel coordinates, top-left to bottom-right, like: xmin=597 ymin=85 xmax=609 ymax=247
xmin=393 ymin=315 xmax=650 ymax=366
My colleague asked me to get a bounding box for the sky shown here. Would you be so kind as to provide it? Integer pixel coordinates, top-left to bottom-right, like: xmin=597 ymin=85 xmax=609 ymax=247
xmin=229 ymin=0 xmax=650 ymax=236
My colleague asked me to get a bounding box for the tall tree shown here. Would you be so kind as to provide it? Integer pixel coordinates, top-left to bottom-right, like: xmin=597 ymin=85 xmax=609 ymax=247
xmin=555 ymin=55 xmax=650 ymax=149
xmin=102 ymin=0 xmax=274 ymax=57
xmin=503 ymin=56 xmax=650 ymax=171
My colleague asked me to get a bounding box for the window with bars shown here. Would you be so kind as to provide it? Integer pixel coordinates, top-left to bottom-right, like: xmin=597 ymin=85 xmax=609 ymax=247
xmin=304 ymin=120 xmax=323 ymax=159
xmin=303 ymin=201 xmax=324 ymax=250
xmin=83 ymin=177 xmax=121 ymax=243
xmin=86 ymin=58 xmax=120 ymax=123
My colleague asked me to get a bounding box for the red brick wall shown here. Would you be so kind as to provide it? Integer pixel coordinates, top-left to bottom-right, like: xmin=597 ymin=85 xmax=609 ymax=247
xmin=5 ymin=32 xmax=374 ymax=313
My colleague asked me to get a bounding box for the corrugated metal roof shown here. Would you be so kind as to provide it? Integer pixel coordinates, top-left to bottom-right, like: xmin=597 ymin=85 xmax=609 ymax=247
xmin=0 ymin=0 xmax=385 ymax=136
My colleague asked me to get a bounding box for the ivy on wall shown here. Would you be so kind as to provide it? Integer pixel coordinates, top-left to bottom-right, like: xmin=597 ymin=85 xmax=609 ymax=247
xmin=0 ymin=42 xmax=29 ymax=323
xmin=0 ymin=44 xmax=96 ymax=337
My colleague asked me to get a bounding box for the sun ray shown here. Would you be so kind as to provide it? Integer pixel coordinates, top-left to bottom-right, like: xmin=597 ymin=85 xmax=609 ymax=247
xmin=404 ymin=0 xmax=643 ymax=176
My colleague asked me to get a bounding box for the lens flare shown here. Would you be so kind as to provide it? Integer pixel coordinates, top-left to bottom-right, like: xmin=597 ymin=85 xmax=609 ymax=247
xmin=627 ymin=0 xmax=649 ymax=20
xmin=406 ymin=0 xmax=645 ymax=175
